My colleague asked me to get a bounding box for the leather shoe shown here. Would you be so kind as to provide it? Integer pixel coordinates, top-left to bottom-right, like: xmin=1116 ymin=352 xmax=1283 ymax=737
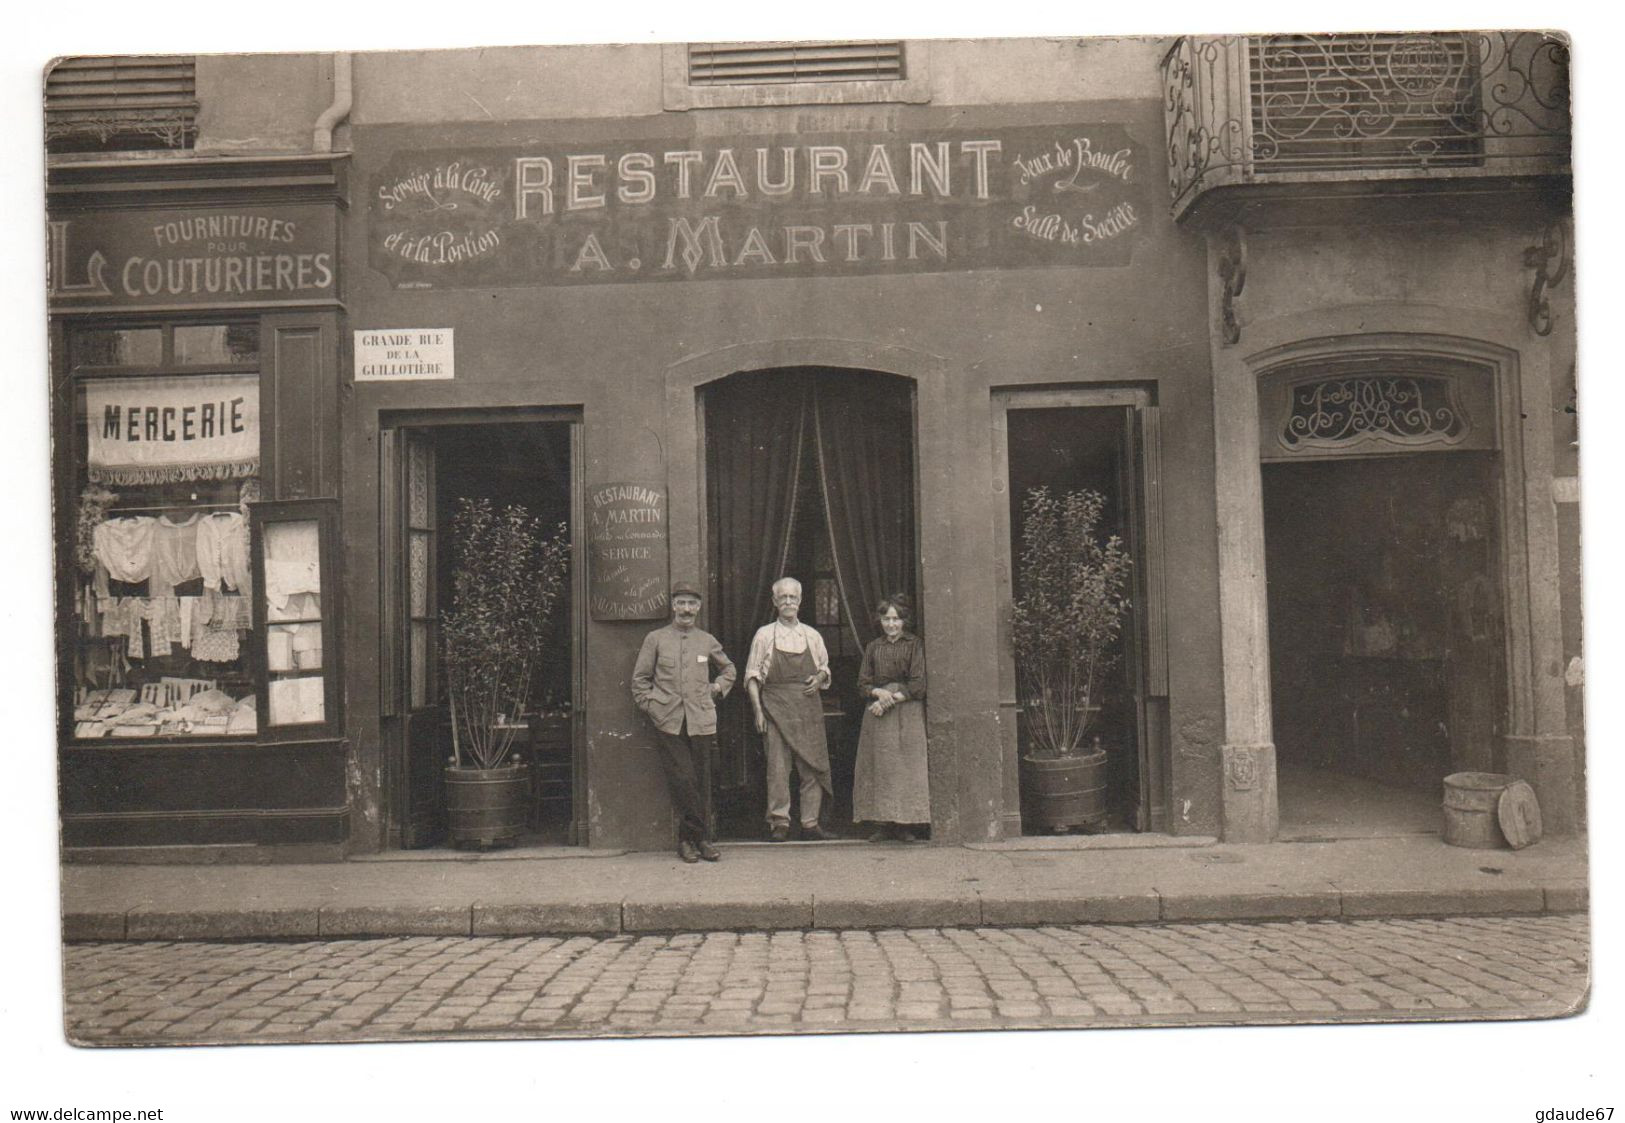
xmin=801 ymin=822 xmax=840 ymax=842
xmin=893 ymin=826 xmax=918 ymax=843
xmin=697 ymin=840 xmax=721 ymax=862
xmin=678 ymin=840 xmax=700 ymax=863
xmin=769 ymin=824 xmax=790 ymax=842
xmin=867 ymin=825 xmax=894 ymax=843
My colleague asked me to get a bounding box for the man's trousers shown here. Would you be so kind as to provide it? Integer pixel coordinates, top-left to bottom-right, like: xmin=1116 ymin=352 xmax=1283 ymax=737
xmin=654 ymin=725 xmax=714 ymax=843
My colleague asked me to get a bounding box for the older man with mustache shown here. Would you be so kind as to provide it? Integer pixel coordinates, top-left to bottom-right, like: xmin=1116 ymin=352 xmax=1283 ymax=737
xmin=745 ymin=576 xmax=836 ymax=842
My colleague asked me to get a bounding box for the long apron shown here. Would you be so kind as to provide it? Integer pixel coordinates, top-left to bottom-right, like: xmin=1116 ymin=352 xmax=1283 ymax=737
xmin=853 ymin=700 xmax=930 ymax=823
xmin=760 ymin=642 xmax=833 ymax=796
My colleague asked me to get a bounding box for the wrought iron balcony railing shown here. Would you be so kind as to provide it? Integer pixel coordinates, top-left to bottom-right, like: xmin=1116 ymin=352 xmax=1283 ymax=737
xmin=1162 ymin=32 xmax=1571 ymax=221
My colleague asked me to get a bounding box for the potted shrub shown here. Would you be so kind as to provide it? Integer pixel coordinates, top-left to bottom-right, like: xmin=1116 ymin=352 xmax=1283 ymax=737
xmin=1010 ymin=486 xmax=1132 ymax=832
xmin=440 ymin=497 xmax=569 ymax=847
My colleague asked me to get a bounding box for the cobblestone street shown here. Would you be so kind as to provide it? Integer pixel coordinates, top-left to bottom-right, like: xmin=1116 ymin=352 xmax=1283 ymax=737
xmin=64 ymin=914 xmax=1587 ymax=1043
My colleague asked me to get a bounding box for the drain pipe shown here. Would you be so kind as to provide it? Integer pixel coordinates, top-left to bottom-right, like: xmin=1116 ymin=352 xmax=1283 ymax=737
xmin=313 ymin=52 xmax=353 ymax=152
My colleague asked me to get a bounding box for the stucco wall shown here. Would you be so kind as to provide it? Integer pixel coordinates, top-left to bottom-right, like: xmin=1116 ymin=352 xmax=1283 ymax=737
xmin=196 ymin=53 xmax=332 ymax=154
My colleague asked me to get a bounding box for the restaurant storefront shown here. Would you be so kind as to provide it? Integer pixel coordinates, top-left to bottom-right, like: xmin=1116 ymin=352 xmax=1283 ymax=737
xmin=341 ymin=101 xmax=1224 ymax=852
xmin=48 ymin=37 xmax=1579 ymax=858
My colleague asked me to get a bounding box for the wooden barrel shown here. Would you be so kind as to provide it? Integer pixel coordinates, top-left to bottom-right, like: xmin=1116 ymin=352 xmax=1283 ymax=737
xmin=1022 ymin=749 xmax=1109 ymax=831
xmin=1442 ymin=771 xmax=1510 ymax=848
xmin=445 ymin=763 xmax=531 ymax=847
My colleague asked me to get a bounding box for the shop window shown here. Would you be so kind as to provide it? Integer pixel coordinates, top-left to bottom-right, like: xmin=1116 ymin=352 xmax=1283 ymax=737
xmin=252 ymin=500 xmax=339 ymax=737
xmin=67 ymin=322 xmax=261 ymax=741
xmin=46 ymin=55 xmax=198 ymax=154
xmin=68 ymin=327 xmax=163 ymax=369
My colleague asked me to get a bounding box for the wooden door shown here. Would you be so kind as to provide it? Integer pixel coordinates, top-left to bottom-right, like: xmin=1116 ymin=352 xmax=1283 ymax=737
xmin=386 ymin=429 xmax=444 ymax=848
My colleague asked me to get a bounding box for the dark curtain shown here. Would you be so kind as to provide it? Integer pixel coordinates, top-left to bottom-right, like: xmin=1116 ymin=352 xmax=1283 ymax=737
xmin=706 ymin=372 xmax=811 ymax=788
xmin=812 ymin=370 xmax=918 ymax=648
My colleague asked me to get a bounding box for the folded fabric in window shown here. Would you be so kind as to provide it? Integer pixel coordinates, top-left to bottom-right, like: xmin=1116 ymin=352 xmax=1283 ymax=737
xmin=227 ymin=697 xmax=258 ymax=735
xmin=185 ymin=688 xmax=238 ymax=715
xmin=265 ymin=559 xmax=320 ymax=612
xmin=110 ymin=702 xmax=161 ymax=726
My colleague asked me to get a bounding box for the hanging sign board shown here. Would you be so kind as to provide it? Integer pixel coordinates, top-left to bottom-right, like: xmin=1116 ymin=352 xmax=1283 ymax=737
xmin=354 ymin=328 xmax=456 ymax=381
xmin=366 ymin=122 xmax=1149 ymax=289
xmin=85 ymin=372 xmax=260 ymax=485
xmin=587 ymin=482 xmax=669 ymax=620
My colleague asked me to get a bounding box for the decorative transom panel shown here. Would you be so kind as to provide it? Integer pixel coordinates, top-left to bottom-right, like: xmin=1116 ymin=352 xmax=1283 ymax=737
xmin=1281 ymin=374 xmax=1468 ymax=451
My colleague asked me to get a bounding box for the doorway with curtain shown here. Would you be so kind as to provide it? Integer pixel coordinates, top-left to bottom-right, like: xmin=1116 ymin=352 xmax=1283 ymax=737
xmin=703 ymin=368 xmax=920 ymax=841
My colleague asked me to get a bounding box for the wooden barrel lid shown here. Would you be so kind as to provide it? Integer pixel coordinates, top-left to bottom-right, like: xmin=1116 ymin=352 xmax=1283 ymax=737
xmin=1497 ymin=780 xmax=1544 ymax=850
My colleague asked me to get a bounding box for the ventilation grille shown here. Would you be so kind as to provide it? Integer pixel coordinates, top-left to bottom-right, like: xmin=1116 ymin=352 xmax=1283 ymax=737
xmin=688 ymin=41 xmax=904 ymax=86
xmin=1248 ymin=33 xmax=1483 ymax=172
xmin=46 ymin=55 xmax=197 ymax=152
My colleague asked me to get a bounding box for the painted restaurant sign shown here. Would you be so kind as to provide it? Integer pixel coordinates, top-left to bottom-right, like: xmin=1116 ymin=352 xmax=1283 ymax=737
xmin=368 ymin=123 xmax=1149 ymax=288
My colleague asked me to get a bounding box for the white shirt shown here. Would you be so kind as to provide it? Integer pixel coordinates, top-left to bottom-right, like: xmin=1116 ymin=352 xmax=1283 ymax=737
xmin=744 ymin=619 xmax=831 ymax=687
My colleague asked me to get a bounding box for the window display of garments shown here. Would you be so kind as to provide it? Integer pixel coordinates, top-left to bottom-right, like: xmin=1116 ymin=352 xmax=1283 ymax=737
xmin=202 ymin=591 xmax=253 ymax=632
xmin=100 ymin=596 xmax=144 ymax=659
xmin=192 ymin=615 xmax=240 ymax=663
xmin=177 ymin=596 xmax=198 ymax=651
xmin=92 ymin=517 xmax=156 ymax=585
xmin=143 ymin=597 xmax=184 ymax=657
xmin=150 ymin=514 xmax=202 ymax=596
xmin=196 ymin=512 xmax=250 ymax=594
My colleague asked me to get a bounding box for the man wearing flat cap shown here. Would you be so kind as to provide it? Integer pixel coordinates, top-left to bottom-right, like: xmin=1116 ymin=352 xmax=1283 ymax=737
xmin=632 ymin=581 xmax=736 ymax=862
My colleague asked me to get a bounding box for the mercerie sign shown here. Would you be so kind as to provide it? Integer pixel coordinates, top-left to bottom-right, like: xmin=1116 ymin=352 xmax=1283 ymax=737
xmin=368 ymin=123 xmax=1148 ymax=288
xmin=48 ymin=205 xmax=338 ymax=310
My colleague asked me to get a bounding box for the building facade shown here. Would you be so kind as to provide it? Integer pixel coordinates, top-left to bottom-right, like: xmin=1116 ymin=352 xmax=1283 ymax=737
xmin=47 ymin=35 xmax=1579 ymax=857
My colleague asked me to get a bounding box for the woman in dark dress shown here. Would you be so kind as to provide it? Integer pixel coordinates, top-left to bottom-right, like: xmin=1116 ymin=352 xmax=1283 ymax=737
xmin=852 ymin=595 xmax=930 ymax=841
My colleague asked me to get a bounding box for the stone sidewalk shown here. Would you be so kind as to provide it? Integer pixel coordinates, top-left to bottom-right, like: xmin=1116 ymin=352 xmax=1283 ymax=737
xmin=64 ymin=915 xmax=1590 ymax=1044
xmin=61 ymin=833 xmax=1590 ymax=941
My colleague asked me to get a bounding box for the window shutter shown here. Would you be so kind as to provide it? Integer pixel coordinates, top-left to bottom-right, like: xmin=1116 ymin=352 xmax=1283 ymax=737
xmin=688 ymin=41 xmax=904 ymax=86
xmin=46 ymin=55 xmax=197 ymax=152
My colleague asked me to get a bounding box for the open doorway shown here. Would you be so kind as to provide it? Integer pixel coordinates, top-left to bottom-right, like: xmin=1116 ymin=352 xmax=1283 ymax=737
xmin=998 ymin=398 xmax=1151 ymax=833
xmin=1263 ymin=452 xmax=1505 ymax=839
xmin=384 ymin=415 xmax=581 ymax=849
xmin=703 ymin=367 xmax=919 ymax=841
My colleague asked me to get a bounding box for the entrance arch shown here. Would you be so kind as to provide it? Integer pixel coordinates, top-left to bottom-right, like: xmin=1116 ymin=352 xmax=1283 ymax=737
xmin=1239 ymin=332 xmax=1576 ymax=838
xmin=698 ymin=366 xmax=922 ymax=839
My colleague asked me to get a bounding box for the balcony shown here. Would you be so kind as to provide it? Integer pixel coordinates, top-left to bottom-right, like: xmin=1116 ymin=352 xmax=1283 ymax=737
xmin=1161 ymin=32 xmax=1571 ymax=224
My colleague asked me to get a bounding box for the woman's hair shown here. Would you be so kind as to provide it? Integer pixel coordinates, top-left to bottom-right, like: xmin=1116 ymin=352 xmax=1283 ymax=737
xmin=875 ymin=593 xmax=913 ymax=626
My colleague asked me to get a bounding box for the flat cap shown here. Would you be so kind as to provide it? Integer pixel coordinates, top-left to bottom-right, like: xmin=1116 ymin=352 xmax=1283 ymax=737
xmin=670 ymin=580 xmax=703 ymax=600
